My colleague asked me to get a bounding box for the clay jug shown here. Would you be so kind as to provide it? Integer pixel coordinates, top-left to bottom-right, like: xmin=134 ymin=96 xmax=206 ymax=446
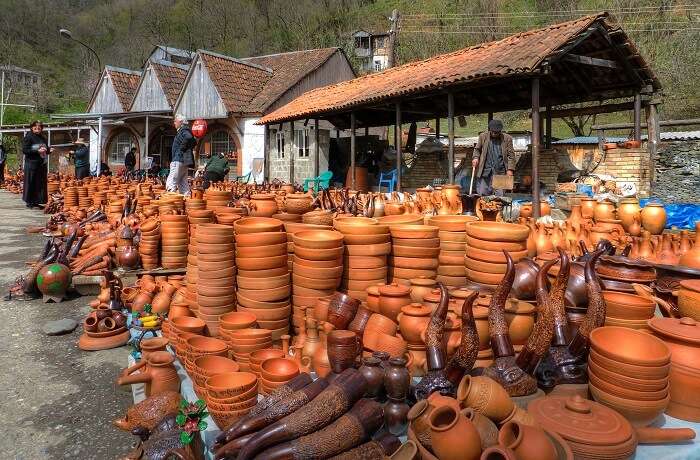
xmin=118 ymin=245 xmax=140 ymax=269
xmin=618 ymin=198 xmax=641 ymax=232
xmin=568 ymin=204 xmax=584 ymax=232
xmin=302 ymin=318 xmax=321 ymax=361
xmin=628 ymin=214 xmax=642 ymax=237
xmin=132 ymin=290 xmax=155 ymax=313
xmin=151 ymin=285 xmax=174 ymax=314
xmin=534 ymin=223 xmax=554 ymax=255
xmin=456 ymin=375 xmax=514 ymax=423
xmin=397 ymin=303 xmax=432 ymax=346
xmin=379 ymin=283 xmax=412 ymax=322
xmin=679 ymin=222 xmax=700 ymax=269
xmin=407 ymin=399 xmax=434 ymax=449
xmin=549 ymin=223 xmax=565 ymax=250
xmin=312 ymin=321 xmax=333 ymax=378
xmin=406 ymin=347 xmax=428 ymax=377
xmin=442 ymin=184 xmax=462 ymax=214
xmin=292 ymin=344 xmax=312 ymax=373
xmin=462 ymin=407 xmax=499 ymax=450
xmin=638 ymin=231 xmax=655 ymax=260
xmin=656 ymin=233 xmax=679 ymax=265
xmin=497 ymin=421 xmax=557 ymax=460
xmin=384 ymin=356 xmax=411 ymax=400
xmin=117 ymin=351 xmax=180 ymax=397
xmin=640 ymin=202 xmax=666 ymax=235
xmin=428 ymin=406 xmax=482 ymax=460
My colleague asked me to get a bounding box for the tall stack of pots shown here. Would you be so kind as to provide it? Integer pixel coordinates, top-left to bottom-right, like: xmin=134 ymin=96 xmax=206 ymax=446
xmin=205 ymin=188 xmax=232 ymax=210
xmin=388 ymin=224 xmax=440 ymax=285
xmin=464 ymin=221 xmax=529 ymax=288
xmin=234 ymin=217 xmax=290 ymax=341
xmin=196 ymin=223 xmax=237 ymax=336
xmin=334 ymin=217 xmax=391 ymax=300
xmin=428 ymin=215 xmax=479 ymax=287
xmin=160 ymin=214 xmax=189 ymax=269
xmin=139 ymin=218 xmax=160 ymax=270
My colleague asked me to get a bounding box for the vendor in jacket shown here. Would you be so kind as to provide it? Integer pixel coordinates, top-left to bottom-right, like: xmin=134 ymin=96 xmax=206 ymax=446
xmin=166 ymin=114 xmax=196 ymax=195
xmin=203 ymin=151 xmax=230 ymax=188
xmin=72 ymin=138 xmax=91 ymax=179
xmin=22 ymin=120 xmax=52 ymax=208
xmin=471 ymin=119 xmax=515 ymax=196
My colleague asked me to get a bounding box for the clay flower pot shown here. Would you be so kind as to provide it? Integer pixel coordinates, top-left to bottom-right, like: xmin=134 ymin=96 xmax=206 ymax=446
xmin=428 ymin=406 xmax=482 ymax=460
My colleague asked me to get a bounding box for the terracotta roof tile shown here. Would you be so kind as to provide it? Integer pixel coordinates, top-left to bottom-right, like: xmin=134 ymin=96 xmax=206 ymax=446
xmin=259 ymin=13 xmax=642 ymax=124
xmin=107 ymin=68 xmax=141 ymax=110
xmin=151 ymin=62 xmax=188 ymax=108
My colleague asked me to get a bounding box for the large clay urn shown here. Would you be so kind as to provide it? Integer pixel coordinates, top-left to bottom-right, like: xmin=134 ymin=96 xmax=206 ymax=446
xmin=593 ymin=200 xmax=616 ymax=221
xmin=428 ymin=406 xmax=482 ymax=460
xmin=580 ymin=197 xmax=597 ymax=219
xmin=678 ymin=222 xmax=700 ymax=269
xmin=378 ymin=283 xmax=412 ymax=322
xmin=640 ymin=202 xmax=667 ymax=235
xmin=285 ymin=193 xmax=313 ymax=215
xmin=398 ymin=303 xmax=432 ymax=346
xmin=618 ymin=199 xmax=641 ymax=232
xmin=117 ymin=351 xmax=180 ymax=397
xmin=249 ymin=193 xmax=278 ymax=217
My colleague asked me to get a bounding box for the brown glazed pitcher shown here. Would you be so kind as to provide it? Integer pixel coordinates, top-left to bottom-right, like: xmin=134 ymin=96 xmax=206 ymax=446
xmin=117 ymin=351 xmax=180 ymax=397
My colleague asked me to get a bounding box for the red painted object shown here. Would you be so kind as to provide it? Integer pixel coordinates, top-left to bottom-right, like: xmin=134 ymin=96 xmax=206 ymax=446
xmin=192 ymin=119 xmax=208 ymax=138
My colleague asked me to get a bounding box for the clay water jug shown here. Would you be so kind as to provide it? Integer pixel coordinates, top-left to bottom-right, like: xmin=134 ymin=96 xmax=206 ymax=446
xmin=302 ymin=318 xmax=321 ymax=361
xmin=535 ymin=223 xmax=554 ymax=255
xmin=638 ymin=231 xmax=655 ymax=260
xmin=428 ymin=406 xmax=482 ymax=460
xmin=312 ymin=321 xmax=333 ymax=378
xmin=618 ymin=198 xmax=641 ymax=232
xmin=117 ymin=351 xmax=180 ymax=397
xmin=656 ymin=233 xmax=679 ymax=265
xmin=550 ymin=223 xmax=565 ymax=250
xmin=628 ymin=214 xmax=642 ymax=237
xmin=641 ymin=202 xmax=667 ymax=235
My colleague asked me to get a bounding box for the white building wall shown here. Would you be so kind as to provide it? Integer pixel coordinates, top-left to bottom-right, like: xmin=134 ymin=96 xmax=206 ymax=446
xmin=241 ymin=117 xmax=265 ymax=183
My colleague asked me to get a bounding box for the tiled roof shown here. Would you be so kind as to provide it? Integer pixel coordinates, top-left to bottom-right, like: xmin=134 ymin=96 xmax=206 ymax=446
xmin=107 ymin=67 xmax=141 ymax=110
xmin=151 ymin=61 xmax=188 ymax=107
xmin=259 ymin=13 xmax=652 ymax=124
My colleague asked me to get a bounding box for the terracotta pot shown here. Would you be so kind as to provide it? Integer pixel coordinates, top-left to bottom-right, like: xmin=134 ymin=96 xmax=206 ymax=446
xmin=260 ymin=357 xmax=300 ymax=382
xmin=206 ymin=372 xmax=258 ymax=399
xmin=617 ymin=198 xmax=641 ymax=232
xmin=408 ymin=278 xmax=437 ymax=303
xmin=326 ymin=292 xmax=361 ymax=330
xmin=678 ymin=280 xmax=700 ymax=321
xmin=407 ymin=399 xmax=434 ymax=449
xmin=378 ymin=283 xmax=412 ymax=322
xmin=603 ymin=291 xmax=656 ymax=320
xmin=117 ymin=351 xmax=180 ymax=397
xmin=398 ymin=303 xmax=431 ymax=345
xmin=640 ymin=203 xmax=666 ymax=235
xmin=580 ymin=197 xmax=597 ymax=218
xmin=428 ymin=406 xmax=482 ymax=460
xmin=593 ymin=200 xmax=616 ymax=221
xmin=498 ymin=421 xmax=557 ymax=460
xmin=285 ymin=193 xmax=313 ymax=214
xmin=457 ymin=375 xmax=514 ymax=423
xmin=248 ymin=193 xmax=278 ymax=217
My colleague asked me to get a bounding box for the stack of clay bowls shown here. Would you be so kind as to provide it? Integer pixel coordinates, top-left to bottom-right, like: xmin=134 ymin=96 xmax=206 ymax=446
xmin=259 ymin=357 xmax=301 ymax=395
xmin=185 ymin=209 xmax=214 ymax=310
xmin=603 ymin=291 xmax=656 ymax=330
xmin=196 ymin=223 xmax=236 ymax=336
xmin=292 ymin=230 xmax=344 ymax=326
xmin=464 ymin=221 xmax=529 ymax=288
xmin=185 ymin=197 xmax=206 ymax=211
xmin=588 ymin=326 xmax=671 ymax=426
xmin=139 ymin=218 xmax=160 ymax=270
xmin=234 ymin=217 xmax=290 ymax=340
xmin=161 ymin=214 xmax=189 ymax=269
xmin=221 ymin=328 xmax=273 ymax=371
xmin=190 ymin=355 xmax=240 ymax=398
xmin=215 ymin=208 xmax=244 ymax=227
xmin=64 ymin=186 xmax=79 ymax=208
xmin=250 ymin=348 xmax=286 ymax=384
xmin=334 ymin=217 xmax=391 ymax=300
xmin=285 ymin=222 xmax=332 ymax=273
xmin=78 ymin=187 xmax=92 ymax=209
xmin=388 ymin=224 xmax=440 ymax=285
xmin=166 ymin=316 xmax=206 ymax=358
xmin=205 ymin=188 xmax=232 ymax=210
xmin=205 ymin=371 xmax=259 ymax=428
xmin=428 ymin=215 xmax=478 ymax=287
xmin=184 ymin=335 xmax=228 ymax=378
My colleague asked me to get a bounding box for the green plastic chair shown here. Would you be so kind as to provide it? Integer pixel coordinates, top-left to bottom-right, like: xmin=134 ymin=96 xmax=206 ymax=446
xmin=235 ymin=171 xmax=252 ymax=183
xmin=303 ymin=170 xmax=333 ymax=193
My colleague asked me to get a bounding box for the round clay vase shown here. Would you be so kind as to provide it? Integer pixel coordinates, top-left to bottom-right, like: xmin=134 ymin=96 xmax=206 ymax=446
xmin=378 ymin=283 xmax=412 ymax=322
xmin=249 ymin=193 xmax=278 ymax=217
xmin=640 ymin=203 xmax=666 ymax=235
xmin=457 ymin=375 xmax=514 ymax=423
xmin=385 ymin=397 xmax=410 ymax=436
xmin=618 ymin=199 xmax=641 ymax=232
xmin=398 ymin=303 xmax=432 ymax=345
xmin=358 ymin=356 xmax=385 ymax=399
xmin=428 ymin=406 xmax=482 ymax=460
xmin=407 ymin=399 xmax=434 ymax=449
xmin=117 ymin=245 xmax=140 ymax=269
xmin=498 ymin=421 xmax=558 ymax=460
xmin=384 ymin=356 xmax=410 ymax=400
xmin=409 ymin=277 xmax=437 ymax=303
xmin=580 ymin=197 xmax=597 ymax=219
xmin=594 ymin=200 xmax=616 ymax=221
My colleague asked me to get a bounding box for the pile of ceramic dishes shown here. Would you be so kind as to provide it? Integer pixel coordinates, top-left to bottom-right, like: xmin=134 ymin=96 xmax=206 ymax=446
xmin=603 ymin=291 xmax=656 ymax=330
xmin=464 ymin=221 xmax=529 ymax=288
xmin=160 ymin=214 xmax=189 ymax=269
xmin=234 ymin=217 xmax=290 ymax=341
xmin=185 ymin=209 xmax=215 ymax=311
xmin=258 ymin=357 xmax=301 ymax=395
xmin=221 ymin=328 xmax=273 ymax=371
xmin=204 ymin=371 xmax=259 ymax=429
xmin=205 ymin=188 xmax=232 ymax=210
xmin=196 ymin=223 xmax=236 ymax=336
xmin=249 ymin=348 xmax=286 ymax=386
xmin=78 ymin=187 xmax=91 ymax=209
xmin=165 ymin=316 xmax=206 ymax=359
xmin=334 ymin=217 xmax=391 ymax=300
xmin=184 ymin=335 xmax=228 ymax=378
xmin=588 ymin=326 xmax=671 ymax=427
xmin=215 ymin=207 xmax=244 ymax=227
xmin=190 ymin=355 xmax=240 ymax=399
xmin=428 ymin=215 xmax=479 ymax=287
xmin=388 ymin=224 xmax=440 ymax=285
xmin=185 ymin=196 xmax=206 ymax=211
xmin=139 ymin=218 xmax=160 ymax=270
xmin=64 ymin=186 xmax=79 ymax=208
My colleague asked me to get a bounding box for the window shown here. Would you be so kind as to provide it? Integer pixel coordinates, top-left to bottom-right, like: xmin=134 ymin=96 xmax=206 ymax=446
xmin=199 ymin=129 xmax=237 ymax=167
xmin=354 ymin=36 xmax=370 ymax=49
xmin=275 ymin=131 xmax=285 ymax=159
xmin=374 ymin=60 xmax=383 ymax=71
xmin=374 ymin=36 xmax=386 ymax=48
xmin=295 ymin=128 xmax=310 ymax=158
xmin=109 ymin=131 xmax=136 ymax=164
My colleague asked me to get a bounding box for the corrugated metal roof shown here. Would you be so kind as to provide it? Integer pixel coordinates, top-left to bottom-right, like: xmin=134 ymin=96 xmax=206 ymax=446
xmin=553 ymin=136 xmax=627 ymax=144
xmin=659 ymin=131 xmax=700 ymax=141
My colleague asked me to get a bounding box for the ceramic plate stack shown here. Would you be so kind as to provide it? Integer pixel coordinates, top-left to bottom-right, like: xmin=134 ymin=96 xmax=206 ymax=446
xmin=64 ymin=186 xmax=79 ymax=209
xmin=285 ymin=222 xmax=333 ymax=274
xmin=428 ymin=215 xmax=479 ymax=287
xmin=205 ymin=371 xmax=259 ymax=429
xmin=464 ymin=221 xmax=529 ymax=288
xmin=388 ymin=224 xmax=440 ymax=285
xmin=234 ymin=217 xmax=290 ymax=341
xmin=258 ymin=357 xmax=301 ymax=396
xmin=93 ymin=190 xmax=108 ymax=207
xmin=334 ymin=217 xmax=391 ymax=300
xmin=160 ymin=214 xmax=188 ymax=269
xmin=139 ymin=218 xmax=160 ymax=270
xmin=77 ymin=187 xmax=92 ymax=209
xmin=603 ymin=291 xmax=656 ymax=330
xmin=215 ymin=208 xmax=244 ymax=227
xmin=588 ymin=326 xmax=671 ymax=427
xmin=196 ymin=223 xmax=236 ymax=336
xmin=205 ymin=188 xmax=232 ymax=210
xmin=221 ymin=328 xmax=273 ymax=371
xmin=292 ymin=230 xmax=344 ymax=332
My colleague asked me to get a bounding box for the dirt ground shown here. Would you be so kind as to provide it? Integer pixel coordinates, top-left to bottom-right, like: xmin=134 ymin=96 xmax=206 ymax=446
xmin=0 ymin=192 xmax=133 ymax=459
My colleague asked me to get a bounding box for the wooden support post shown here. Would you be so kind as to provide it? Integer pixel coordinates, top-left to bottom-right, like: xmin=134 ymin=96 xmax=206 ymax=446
xmin=144 ymin=115 xmax=149 ymax=170
xmin=435 ymin=117 xmax=440 ymax=140
xmin=289 ymin=121 xmax=294 ymax=184
xmin=531 ymin=78 xmax=541 ymax=219
xmin=395 ymin=103 xmax=402 ymax=191
xmin=314 ymin=119 xmax=319 ymax=177
xmin=545 ymin=105 xmax=552 ymax=149
xmin=447 ymin=93 xmax=455 ymax=184
xmin=634 ymin=93 xmax=642 ymax=141
xmin=647 ymin=101 xmax=660 ymax=183
xmin=263 ymin=124 xmax=269 ymax=181
xmin=350 ymin=112 xmax=356 ymax=190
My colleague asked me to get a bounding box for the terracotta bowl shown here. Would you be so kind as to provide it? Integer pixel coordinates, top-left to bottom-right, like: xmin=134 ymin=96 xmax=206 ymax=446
xmin=343 ymin=233 xmax=392 ymax=245
xmin=198 ymin=305 xmax=236 ymax=316
xmin=343 ymin=266 xmax=387 ymax=281
xmin=603 ymin=291 xmax=656 ymax=320
xmin=256 ymin=318 xmax=290 ymax=330
xmin=206 ymin=395 xmax=258 ymax=413
xmin=237 ymin=273 xmax=290 ymax=290
xmin=238 ymin=305 xmax=291 ymax=321
xmin=293 ymin=245 xmax=344 ymax=261
xmin=236 ymin=243 xmax=288 ymax=259
xmin=197 ymin=293 xmax=236 ymax=308
xmin=261 ymin=377 xmax=286 ymax=391
xmin=438 ymin=231 xmax=467 ymax=243
xmin=292 ymin=255 xmax=343 ymax=269
xmin=195 ymin=233 xmax=233 ymax=244
xmin=217 ymin=312 xmax=256 ymax=330
xmin=236 ymin=254 xmax=288 ymax=271
xmin=197 ymin=275 xmax=236 ymax=287
xmin=292 ymin=285 xmax=335 ymax=297
xmin=237 ymin=292 xmax=289 ymax=310
xmin=391 ymin=267 xmax=437 ymax=280
xmin=292 ymin=295 xmax=323 ymax=307
xmin=292 ymin=272 xmax=341 ymax=290
xmin=228 ymin=333 xmax=277 ymax=346
xmin=392 ymin=245 xmax=441 ymax=258
xmin=250 ymin=348 xmax=286 ymax=366
xmin=229 ymin=342 xmax=273 ymax=354
xmin=293 ymin=230 xmax=344 ymax=249
xmin=237 ymin=285 xmax=291 ymax=302
xmin=391 ymin=256 xmax=438 ymax=270
xmin=466 ymin=268 xmax=504 ymax=285
xmin=441 ymin=241 xmax=467 ymax=251
xmin=345 ymin=255 xmax=388 ymax=269
xmin=428 ymin=215 xmax=479 ymax=232
xmin=233 ymin=232 xmax=286 ymax=248
xmin=588 ymin=366 xmax=668 ymax=400
xmin=345 ymin=242 xmax=392 ymax=256
xmin=187 ymin=336 xmax=228 ymax=355
xmin=196 ymin=250 xmax=235 ymax=262
xmin=604 ymin=316 xmax=650 ymax=330
xmin=197 ymin=223 xmax=233 ymax=234
xmin=171 ymin=316 xmax=206 ymax=333
xmin=363 ymin=329 xmax=407 ymax=357
xmin=292 ymin=263 xmax=344 ymax=279
xmin=235 ymin=266 xmax=287 ymax=279
xmin=197 ymin=243 xmax=235 ymax=254
xmin=464 ymin=256 xmax=507 ymax=274
xmin=209 ymin=409 xmax=250 ymax=429
xmin=392 ymin=237 xmax=441 ymax=248
xmin=589 ymin=384 xmax=670 ymax=427
xmin=205 ymin=372 xmax=258 ymax=399
xmin=342 ymin=278 xmax=388 ymax=292
xmin=465 ymin=221 xmax=530 ymax=242
xmin=364 ymin=313 xmax=399 ymax=336
xmin=193 ymin=284 xmax=234 ymax=298
xmin=207 ymin=380 xmax=259 ymax=404
xmin=590 ymin=326 xmax=671 ymax=367
xmin=589 ymin=349 xmax=670 ymax=381
xmin=194 ymin=355 xmax=240 ymax=377
xmin=228 ymin=328 xmax=272 ymax=340
xmin=389 ymin=224 xmax=439 ymax=239
xmin=465 ymin=235 xmax=527 ymax=252
xmin=260 ymin=357 xmax=300 ymax=382
xmin=234 ymin=217 xmax=284 ymax=234
xmin=465 ymin=246 xmax=529 ymax=263
xmin=161 ymin=214 xmax=188 ymax=222
xmin=587 ymin=357 xmax=668 ymax=392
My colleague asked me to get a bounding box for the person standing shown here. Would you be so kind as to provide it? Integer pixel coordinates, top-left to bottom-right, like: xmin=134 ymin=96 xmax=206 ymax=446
xmin=202 ymin=150 xmax=229 ymax=188
xmin=22 ymin=120 xmax=52 ymax=208
xmin=72 ymin=138 xmax=91 ymax=179
xmin=0 ymin=143 xmax=7 ymax=184
xmin=124 ymin=147 xmax=137 ymax=174
xmin=166 ymin=114 xmax=195 ymax=195
xmin=471 ymin=119 xmax=515 ymax=196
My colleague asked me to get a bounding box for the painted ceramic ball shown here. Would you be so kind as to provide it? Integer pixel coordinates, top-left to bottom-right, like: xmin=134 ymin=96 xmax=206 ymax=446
xmin=36 ymin=263 xmax=72 ymax=297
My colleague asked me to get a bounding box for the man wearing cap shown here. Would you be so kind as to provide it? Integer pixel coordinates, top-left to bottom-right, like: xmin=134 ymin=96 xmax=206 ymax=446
xmin=471 ymin=119 xmax=515 ymax=196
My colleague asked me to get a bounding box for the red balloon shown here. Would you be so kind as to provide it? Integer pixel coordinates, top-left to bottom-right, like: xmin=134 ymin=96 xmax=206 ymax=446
xmin=192 ymin=119 xmax=208 ymax=138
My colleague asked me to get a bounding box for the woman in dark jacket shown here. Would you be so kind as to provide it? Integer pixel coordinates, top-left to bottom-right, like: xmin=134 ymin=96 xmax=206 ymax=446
xmin=22 ymin=120 xmax=52 ymax=208
xmin=72 ymin=138 xmax=91 ymax=179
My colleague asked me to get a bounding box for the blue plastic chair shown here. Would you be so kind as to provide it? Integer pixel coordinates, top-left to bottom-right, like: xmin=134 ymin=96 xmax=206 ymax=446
xmin=303 ymin=170 xmax=333 ymax=193
xmin=378 ymin=169 xmax=397 ymax=193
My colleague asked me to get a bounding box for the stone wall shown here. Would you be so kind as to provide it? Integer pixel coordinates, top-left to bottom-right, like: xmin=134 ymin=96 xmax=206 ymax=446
xmin=653 ymin=140 xmax=700 ymax=202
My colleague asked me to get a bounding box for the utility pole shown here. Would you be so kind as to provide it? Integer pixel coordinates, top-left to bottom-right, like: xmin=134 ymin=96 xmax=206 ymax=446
xmin=387 ymin=9 xmax=400 ymax=68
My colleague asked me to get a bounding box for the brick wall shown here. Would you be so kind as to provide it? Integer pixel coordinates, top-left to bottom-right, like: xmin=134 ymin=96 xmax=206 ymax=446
xmin=652 ymin=140 xmax=700 ymax=202
xmin=403 ymin=151 xmax=448 ymax=189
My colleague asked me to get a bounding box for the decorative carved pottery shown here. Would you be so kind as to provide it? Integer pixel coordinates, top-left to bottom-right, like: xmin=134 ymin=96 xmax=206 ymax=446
xmin=327 ymin=292 xmax=361 ymax=330
xmin=113 ymin=391 xmax=181 ymax=432
xmin=462 ymin=407 xmax=498 ymax=450
xmin=640 ymin=203 xmax=666 ymax=235
xmin=457 ymin=375 xmax=514 ymax=423
xmin=326 ymin=330 xmax=360 ymax=374
xmin=678 ymin=280 xmax=700 ymax=321
xmin=428 ymin=405 xmax=482 ymax=460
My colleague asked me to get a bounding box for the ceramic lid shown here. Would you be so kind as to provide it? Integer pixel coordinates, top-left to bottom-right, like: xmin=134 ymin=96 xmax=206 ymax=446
xmin=422 ymin=289 xmax=442 ymax=304
xmin=379 ymin=283 xmax=411 ymax=297
xmin=401 ymin=303 xmax=431 ymax=316
xmin=648 ymin=317 xmax=700 ymax=345
xmin=504 ymin=298 xmax=536 ymax=314
xmin=528 ymin=395 xmax=635 ymax=447
xmin=680 ymin=279 xmax=700 ymax=294
xmin=450 ymin=288 xmax=476 ymax=300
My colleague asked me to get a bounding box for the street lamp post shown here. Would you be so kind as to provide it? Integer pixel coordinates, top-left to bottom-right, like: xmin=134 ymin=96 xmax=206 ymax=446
xmin=59 ymin=28 xmax=102 ymax=75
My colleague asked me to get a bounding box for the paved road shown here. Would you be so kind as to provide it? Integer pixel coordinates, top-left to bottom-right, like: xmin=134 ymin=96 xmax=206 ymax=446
xmin=0 ymin=192 xmax=133 ymax=459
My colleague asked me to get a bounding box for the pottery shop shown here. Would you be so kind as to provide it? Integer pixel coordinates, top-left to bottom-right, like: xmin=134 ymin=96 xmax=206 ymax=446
xmin=5 ymin=11 xmax=700 ymax=460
